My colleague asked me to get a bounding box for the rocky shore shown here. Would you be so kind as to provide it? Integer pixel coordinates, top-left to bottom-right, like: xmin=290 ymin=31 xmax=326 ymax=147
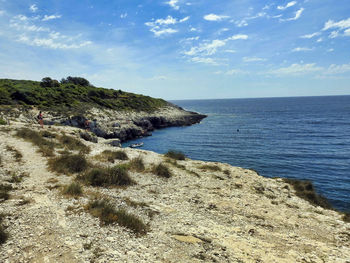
xmin=7 ymin=105 xmax=206 ymax=143
xmin=0 ymin=121 xmax=349 ymax=263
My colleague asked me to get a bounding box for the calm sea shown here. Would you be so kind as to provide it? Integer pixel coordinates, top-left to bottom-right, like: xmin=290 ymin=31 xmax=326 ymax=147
xmin=123 ymin=96 xmax=350 ymax=212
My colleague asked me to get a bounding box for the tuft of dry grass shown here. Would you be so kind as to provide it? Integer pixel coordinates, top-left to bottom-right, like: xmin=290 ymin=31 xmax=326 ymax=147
xmin=198 ymin=164 xmax=222 ymax=172
xmin=152 ymin=163 xmax=172 ymax=178
xmin=128 ymin=157 xmax=145 ymax=172
xmin=5 ymin=145 xmax=22 ymax=162
xmin=59 ymin=135 xmax=91 ymax=154
xmin=0 ymin=184 xmax=12 ymax=201
xmin=165 ymin=150 xmax=186 ymax=160
xmin=86 ymin=199 xmax=147 ymax=234
xmin=98 ymin=150 xmax=128 ymax=163
xmin=283 ymin=178 xmax=332 ymax=209
xmin=78 ymin=165 xmax=135 ymax=187
xmin=63 ymin=182 xmax=83 ymax=196
xmin=48 ymin=154 xmax=89 ymax=174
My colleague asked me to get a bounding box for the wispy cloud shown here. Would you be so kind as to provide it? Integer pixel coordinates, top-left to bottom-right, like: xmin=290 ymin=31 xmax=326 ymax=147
xmin=280 ymin=8 xmax=304 ymax=21
xmin=300 ymin=32 xmax=320 ymax=38
xmin=204 ymin=14 xmax=230 ymax=21
xmin=269 ymin=63 xmax=322 ymax=75
xmin=292 ymin=47 xmax=313 ymax=52
xmin=243 ymin=57 xmax=266 ymax=62
xmin=277 ymin=1 xmax=297 ymax=10
xmin=18 ymin=34 xmax=92 ymax=49
xmin=228 ymin=34 xmax=248 ymax=40
xmin=166 ymin=0 xmax=180 ymax=10
xmin=191 ymin=57 xmax=220 ymax=65
xmin=184 ymin=39 xmax=226 ymax=56
xmin=145 ymin=15 xmax=189 ymax=37
xmin=323 ymin=18 xmax=350 ymax=31
xmin=29 ymin=4 xmax=38 ymax=13
xmin=326 ymin=63 xmax=350 ymax=74
xmin=120 ymin=13 xmax=127 ymax=19
xmin=42 ymin=15 xmax=62 ymax=21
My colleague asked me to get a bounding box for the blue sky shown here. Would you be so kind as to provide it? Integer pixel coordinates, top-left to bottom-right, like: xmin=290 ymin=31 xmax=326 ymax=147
xmin=0 ymin=0 xmax=349 ymax=99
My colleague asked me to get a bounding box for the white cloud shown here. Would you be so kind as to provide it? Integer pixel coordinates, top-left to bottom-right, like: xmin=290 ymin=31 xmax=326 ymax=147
xmin=281 ymin=8 xmax=304 ymax=21
xmin=29 ymin=4 xmax=38 ymax=13
xmin=14 ymin=15 xmax=28 ymax=21
xmin=277 ymin=1 xmax=297 ymax=10
xmin=204 ymin=14 xmax=230 ymax=21
xmin=292 ymin=47 xmax=313 ymax=52
xmin=327 ymin=48 xmax=334 ymax=52
xmin=151 ymin=28 xmax=178 ymax=37
xmin=235 ymin=20 xmax=248 ymax=27
xmin=269 ymin=63 xmax=323 ymax=75
xmin=225 ymin=49 xmax=236 ymax=53
xmin=329 ymin=31 xmax=339 ymax=38
xmin=228 ymin=34 xmax=248 ymax=40
xmin=184 ymin=39 xmax=226 ymax=56
xmin=226 ymin=69 xmax=246 ymax=75
xmin=145 ymin=15 xmax=188 ymax=37
xmin=243 ymin=57 xmax=266 ymax=62
xmin=0 ymin=10 xmax=5 ymax=16
xmin=191 ymin=57 xmax=219 ymax=65
xmin=316 ymin=38 xmax=323 ymax=42
xmin=150 ymin=75 xmax=167 ymax=80
xmin=326 ymin=63 xmax=350 ymax=74
xmin=300 ymin=32 xmax=320 ymax=38
xmin=323 ymin=18 xmax=350 ymax=31
xmin=42 ymin=15 xmax=62 ymax=21
xmin=17 ymin=34 xmax=92 ymax=49
xmin=345 ymin=28 xmax=350 ymax=36
xmin=166 ymin=0 xmax=180 ymax=10
xmin=190 ymin=27 xmax=198 ymax=32
xmin=120 ymin=13 xmax=127 ymax=19
xmin=185 ymin=36 xmax=199 ymax=41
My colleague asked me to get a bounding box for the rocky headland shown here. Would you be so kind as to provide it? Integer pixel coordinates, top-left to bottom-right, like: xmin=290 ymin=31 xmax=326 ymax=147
xmin=0 ymin=121 xmax=349 ymax=263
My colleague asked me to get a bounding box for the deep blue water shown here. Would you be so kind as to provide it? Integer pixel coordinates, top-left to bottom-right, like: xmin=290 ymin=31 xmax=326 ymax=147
xmin=123 ymin=96 xmax=350 ymax=212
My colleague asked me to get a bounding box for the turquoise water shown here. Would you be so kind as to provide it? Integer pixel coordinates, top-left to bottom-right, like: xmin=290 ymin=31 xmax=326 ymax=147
xmin=123 ymin=96 xmax=350 ymax=212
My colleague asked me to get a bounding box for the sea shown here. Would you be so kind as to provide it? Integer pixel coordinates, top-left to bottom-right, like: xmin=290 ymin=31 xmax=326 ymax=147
xmin=123 ymin=96 xmax=350 ymax=212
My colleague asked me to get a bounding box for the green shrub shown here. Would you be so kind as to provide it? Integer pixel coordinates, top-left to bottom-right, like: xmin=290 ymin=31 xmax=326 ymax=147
xmin=165 ymin=150 xmax=186 ymax=160
xmin=59 ymin=135 xmax=90 ymax=154
xmin=152 ymin=163 xmax=172 ymax=178
xmin=0 ymin=118 xmax=6 ymax=125
xmin=101 ymin=150 xmax=128 ymax=162
xmin=63 ymin=182 xmax=83 ymax=196
xmin=128 ymin=157 xmax=145 ymax=172
xmin=199 ymin=164 xmax=221 ymax=172
xmin=86 ymin=199 xmax=147 ymax=234
xmin=49 ymin=154 xmax=89 ymax=174
xmin=283 ymin=178 xmax=331 ymax=209
xmin=79 ymin=165 xmax=134 ymax=187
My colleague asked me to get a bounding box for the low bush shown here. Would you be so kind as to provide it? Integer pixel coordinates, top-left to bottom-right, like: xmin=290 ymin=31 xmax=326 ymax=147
xmin=283 ymin=178 xmax=332 ymax=209
xmin=59 ymin=135 xmax=91 ymax=154
xmin=152 ymin=163 xmax=172 ymax=178
xmin=49 ymin=154 xmax=89 ymax=174
xmin=63 ymin=182 xmax=83 ymax=196
xmin=79 ymin=165 xmax=134 ymax=187
xmin=101 ymin=150 xmax=128 ymax=162
xmin=86 ymin=199 xmax=147 ymax=234
xmin=165 ymin=150 xmax=186 ymax=160
xmin=128 ymin=157 xmax=145 ymax=172
xmin=0 ymin=118 xmax=6 ymax=125
xmin=199 ymin=164 xmax=221 ymax=172
xmin=342 ymin=212 xmax=350 ymax=223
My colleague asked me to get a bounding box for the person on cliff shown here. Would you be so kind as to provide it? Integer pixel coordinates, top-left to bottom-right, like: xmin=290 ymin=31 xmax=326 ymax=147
xmin=37 ymin=111 xmax=44 ymax=128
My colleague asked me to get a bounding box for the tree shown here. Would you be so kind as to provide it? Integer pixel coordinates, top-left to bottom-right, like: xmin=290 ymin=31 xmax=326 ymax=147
xmin=40 ymin=77 xmax=60 ymax=87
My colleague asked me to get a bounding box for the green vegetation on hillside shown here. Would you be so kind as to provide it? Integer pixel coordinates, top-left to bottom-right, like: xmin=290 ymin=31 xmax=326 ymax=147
xmin=0 ymin=77 xmax=168 ymax=112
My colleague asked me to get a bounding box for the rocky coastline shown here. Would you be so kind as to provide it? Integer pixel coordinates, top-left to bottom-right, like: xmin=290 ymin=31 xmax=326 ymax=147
xmin=9 ymin=105 xmax=207 ymax=143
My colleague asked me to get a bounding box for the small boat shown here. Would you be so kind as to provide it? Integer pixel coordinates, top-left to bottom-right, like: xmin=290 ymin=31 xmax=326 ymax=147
xmin=129 ymin=142 xmax=144 ymax=148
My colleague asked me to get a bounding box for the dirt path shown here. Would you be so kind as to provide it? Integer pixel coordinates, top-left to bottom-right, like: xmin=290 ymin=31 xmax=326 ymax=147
xmin=1 ymin=133 xmax=82 ymax=263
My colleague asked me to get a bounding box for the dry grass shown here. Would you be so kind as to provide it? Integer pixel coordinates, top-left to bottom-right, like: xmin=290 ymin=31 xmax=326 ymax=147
xmin=59 ymin=135 xmax=91 ymax=154
xmin=63 ymin=182 xmax=83 ymax=196
xmin=152 ymin=163 xmax=172 ymax=178
xmin=78 ymin=165 xmax=135 ymax=187
xmin=48 ymin=154 xmax=89 ymax=174
xmin=128 ymin=157 xmax=145 ymax=172
xmin=5 ymin=145 xmax=22 ymax=162
xmin=198 ymin=164 xmax=222 ymax=172
xmin=98 ymin=150 xmax=128 ymax=163
xmin=86 ymin=199 xmax=147 ymax=234
xmin=165 ymin=150 xmax=186 ymax=160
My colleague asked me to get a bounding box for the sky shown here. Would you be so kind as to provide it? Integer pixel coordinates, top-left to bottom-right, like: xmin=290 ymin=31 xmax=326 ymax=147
xmin=0 ymin=0 xmax=350 ymax=100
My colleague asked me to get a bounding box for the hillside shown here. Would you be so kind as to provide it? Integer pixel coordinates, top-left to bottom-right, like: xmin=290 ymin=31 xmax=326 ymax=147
xmin=0 ymin=122 xmax=349 ymax=262
xmin=0 ymin=78 xmax=168 ymax=113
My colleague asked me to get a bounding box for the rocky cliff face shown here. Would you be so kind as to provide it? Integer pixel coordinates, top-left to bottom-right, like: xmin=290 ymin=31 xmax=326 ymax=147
xmin=9 ymin=105 xmax=206 ymax=143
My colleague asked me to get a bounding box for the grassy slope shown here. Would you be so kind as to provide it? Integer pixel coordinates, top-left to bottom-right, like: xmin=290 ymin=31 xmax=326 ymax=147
xmin=0 ymin=79 xmax=168 ymax=113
